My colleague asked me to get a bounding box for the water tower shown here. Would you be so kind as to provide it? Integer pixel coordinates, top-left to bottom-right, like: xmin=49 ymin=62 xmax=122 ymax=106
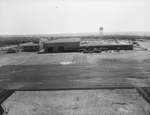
xmin=99 ymin=27 xmax=103 ymax=36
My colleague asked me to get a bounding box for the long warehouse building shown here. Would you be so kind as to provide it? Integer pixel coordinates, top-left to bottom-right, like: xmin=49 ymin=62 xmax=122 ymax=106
xmin=42 ymin=38 xmax=133 ymax=53
xmin=80 ymin=43 xmax=133 ymax=51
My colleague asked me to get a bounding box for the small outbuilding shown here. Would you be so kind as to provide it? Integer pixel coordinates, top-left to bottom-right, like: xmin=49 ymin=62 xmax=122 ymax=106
xmin=22 ymin=44 xmax=40 ymax=52
xmin=43 ymin=38 xmax=80 ymax=53
xmin=7 ymin=48 xmax=19 ymax=53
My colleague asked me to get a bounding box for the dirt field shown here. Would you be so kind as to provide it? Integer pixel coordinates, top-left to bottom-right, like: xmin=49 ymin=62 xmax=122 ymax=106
xmin=1 ymin=40 xmax=150 ymax=114
xmin=2 ymin=90 xmax=150 ymax=115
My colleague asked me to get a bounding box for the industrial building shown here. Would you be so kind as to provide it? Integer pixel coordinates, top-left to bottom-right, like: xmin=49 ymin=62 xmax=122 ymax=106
xmin=21 ymin=37 xmax=133 ymax=53
xmin=80 ymin=44 xmax=133 ymax=51
xmin=22 ymin=44 xmax=40 ymax=52
xmin=42 ymin=38 xmax=133 ymax=53
xmin=80 ymin=38 xmax=133 ymax=51
xmin=21 ymin=26 xmax=133 ymax=53
xmin=43 ymin=38 xmax=80 ymax=53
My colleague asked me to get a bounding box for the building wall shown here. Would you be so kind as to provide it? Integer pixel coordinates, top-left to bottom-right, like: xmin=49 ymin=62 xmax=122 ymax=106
xmin=23 ymin=45 xmax=40 ymax=52
xmin=80 ymin=44 xmax=133 ymax=51
xmin=44 ymin=42 xmax=80 ymax=52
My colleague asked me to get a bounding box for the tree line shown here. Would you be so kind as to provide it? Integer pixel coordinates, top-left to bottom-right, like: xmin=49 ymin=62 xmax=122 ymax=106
xmin=0 ymin=36 xmax=39 ymax=47
xmin=50 ymin=35 xmax=150 ymax=41
xmin=0 ymin=35 xmax=150 ymax=47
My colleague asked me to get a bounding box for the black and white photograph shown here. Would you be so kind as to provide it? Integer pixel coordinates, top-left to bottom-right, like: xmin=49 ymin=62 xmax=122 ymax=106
xmin=0 ymin=0 xmax=150 ymax=114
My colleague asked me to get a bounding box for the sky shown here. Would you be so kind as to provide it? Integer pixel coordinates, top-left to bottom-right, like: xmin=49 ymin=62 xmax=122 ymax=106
xmin=0 ymin=0 xmax=150 ymax=35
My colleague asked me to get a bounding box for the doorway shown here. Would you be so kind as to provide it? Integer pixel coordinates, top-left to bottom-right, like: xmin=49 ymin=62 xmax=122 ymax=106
xmin=58 ymin=46 xmax=64 ymax=52
xmin=47 ymin=47 xmax=53 ymax=52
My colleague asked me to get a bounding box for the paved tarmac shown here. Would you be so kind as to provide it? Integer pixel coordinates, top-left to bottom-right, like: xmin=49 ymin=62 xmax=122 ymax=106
xmin=0 ymin=63 xmax=150 ymax=90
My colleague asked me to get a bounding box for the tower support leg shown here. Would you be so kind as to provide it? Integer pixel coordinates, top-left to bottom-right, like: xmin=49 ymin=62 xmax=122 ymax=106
xmin=0 ymin=90 xmax=15 ymax=115
xmin=136 ymin=87 xmax=150 ymax=104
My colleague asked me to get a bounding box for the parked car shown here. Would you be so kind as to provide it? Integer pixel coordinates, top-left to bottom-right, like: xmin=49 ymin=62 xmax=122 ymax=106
xmin=37 ymin=49 xmax=45 ymax=54
xmin=93 ymin=48 xmax=102 ymax=53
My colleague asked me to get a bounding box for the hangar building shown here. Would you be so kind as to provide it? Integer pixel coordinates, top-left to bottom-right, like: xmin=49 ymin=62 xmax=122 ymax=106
xmin=43 ymin=38 xmax=80 ymax=53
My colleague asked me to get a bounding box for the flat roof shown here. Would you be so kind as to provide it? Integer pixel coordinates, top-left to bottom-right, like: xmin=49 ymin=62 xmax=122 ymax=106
xmin=80 ymin=43 xmax=132 ymax=47
xmin=80 ymin=40 xmax=132 ymax=47
xmin=44 ymin=38 xmax=80 ymax=43
xmin=80 ymin=41 xmax=116 ymax=45
xmin=22 ymin=44 xmax=39 ymax=46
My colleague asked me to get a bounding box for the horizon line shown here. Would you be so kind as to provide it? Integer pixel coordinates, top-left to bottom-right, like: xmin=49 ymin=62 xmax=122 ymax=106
xmin=0 ymin=31 xmax=150 ymax=36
